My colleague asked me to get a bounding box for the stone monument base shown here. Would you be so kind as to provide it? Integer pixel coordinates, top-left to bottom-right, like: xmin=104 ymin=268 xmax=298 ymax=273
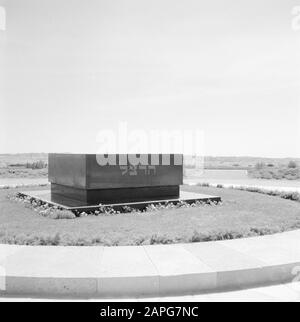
xmin=19 ymin=189 xmax=222 ymax=214
xmin=51 ymin=183 xmax=180 ymax=204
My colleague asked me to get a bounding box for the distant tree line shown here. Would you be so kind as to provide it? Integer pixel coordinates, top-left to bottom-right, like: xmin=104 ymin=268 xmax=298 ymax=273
xmin=25 ymin=160 xmax=48 ymax=170
xmin=249 ymin=161 xmax=300 ymax=180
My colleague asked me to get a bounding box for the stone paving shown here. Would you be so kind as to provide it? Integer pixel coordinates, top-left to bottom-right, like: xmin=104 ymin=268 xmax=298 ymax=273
xmin=0 ymin=230 xmax=300 ymax=298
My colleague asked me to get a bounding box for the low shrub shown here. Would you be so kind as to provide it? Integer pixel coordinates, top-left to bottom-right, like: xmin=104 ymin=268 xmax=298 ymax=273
xmin=150 ymin=234 xmax=174 ymax=245
xmin=0 ymin=232 xmax=61 ymax=246
xmin=196 ymin=182 xmax=210 ymax=187
xmin=249 ymin=163 xmax=300 ymax=180
xmin=25 ymin=161 xmax=47 ymax=170
xmin=279 ymin=191 xmax=300 ymax=202
xmin=231 ymin=186 xmax=300 ymax=202
xmin=288 ymin=161 xmax=298 ymax=169
xmin=49 ymin=210 xmax=76 ymax=220
xmin=0 ymin=225 xmax=298 ymax=246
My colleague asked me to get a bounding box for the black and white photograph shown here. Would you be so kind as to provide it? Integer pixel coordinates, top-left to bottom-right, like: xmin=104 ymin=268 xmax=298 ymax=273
xmin=0 ymin=0 xmax=300 ymax=306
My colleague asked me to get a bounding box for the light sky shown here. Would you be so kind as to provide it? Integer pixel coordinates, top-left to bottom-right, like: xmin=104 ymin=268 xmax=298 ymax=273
xmin=0 ymin=0 xmax=300 ymax=157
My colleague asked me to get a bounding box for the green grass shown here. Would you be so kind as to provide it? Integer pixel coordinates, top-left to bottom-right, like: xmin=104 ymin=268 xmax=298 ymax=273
xmin=1 ymin=185 xmax=300 ymax=246
xmin=0 ymin=167 xmax=48 ymax=179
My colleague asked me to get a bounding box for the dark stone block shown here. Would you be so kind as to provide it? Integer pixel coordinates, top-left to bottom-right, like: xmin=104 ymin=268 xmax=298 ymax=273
xmin=49 ymin=154 xmax=183 ymax=205
xmin=51 ymin=184 xmax=180 ymax=205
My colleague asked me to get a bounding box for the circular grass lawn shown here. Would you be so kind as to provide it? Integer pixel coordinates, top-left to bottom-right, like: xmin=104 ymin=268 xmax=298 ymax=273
xmin=1 ymin=185 xmax=300 ymax=246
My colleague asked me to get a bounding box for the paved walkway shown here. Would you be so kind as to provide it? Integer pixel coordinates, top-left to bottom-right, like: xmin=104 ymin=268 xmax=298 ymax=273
xmin=185 ymin=180 xmax=300 ymax=193
xmin=1 ymin=282 xmax=300 ymax=302
xmin=1 ymin=230 xmax=300 ymax=298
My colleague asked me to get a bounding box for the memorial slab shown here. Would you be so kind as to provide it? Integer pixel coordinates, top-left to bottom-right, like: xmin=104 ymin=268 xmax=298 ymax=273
xmin=20 ymin=153 xmax=221 ymax=212
xmin=49 ymin=154 xmax=183 ymax=204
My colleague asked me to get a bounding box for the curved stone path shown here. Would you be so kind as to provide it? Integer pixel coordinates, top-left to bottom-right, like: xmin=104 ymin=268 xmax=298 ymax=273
xmin=0 ymin=230 xmax=300 ymax=298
